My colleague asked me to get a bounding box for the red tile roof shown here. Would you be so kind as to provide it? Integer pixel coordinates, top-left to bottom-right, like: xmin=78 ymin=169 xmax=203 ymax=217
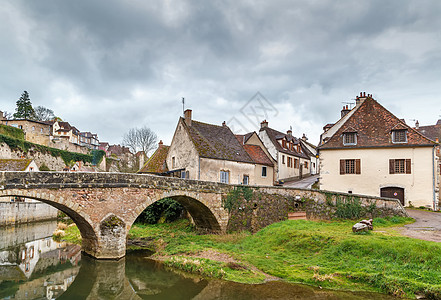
xmin=319 ymin=97 xmax=436 ymax=149
xmin=243 ymin=144 xmax=273 ymax=166
xmin=259 ymin=127 xmax=309 ymax=159
xmin=417 ymin=124 xmax=441 ymax=142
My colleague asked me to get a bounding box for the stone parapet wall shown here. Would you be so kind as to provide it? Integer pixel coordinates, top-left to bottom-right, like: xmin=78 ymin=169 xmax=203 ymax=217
xmin=0 ymin=202 xmax=58 ymax=226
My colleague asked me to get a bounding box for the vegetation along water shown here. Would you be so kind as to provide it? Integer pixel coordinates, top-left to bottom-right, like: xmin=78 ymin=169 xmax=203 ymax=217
xmin=54 ymin=214 xmax=441 ymax=299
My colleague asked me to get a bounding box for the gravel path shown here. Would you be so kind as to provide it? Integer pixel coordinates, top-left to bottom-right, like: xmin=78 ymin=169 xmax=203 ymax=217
xmin=400 ymin=209 xmax=441 ymax=242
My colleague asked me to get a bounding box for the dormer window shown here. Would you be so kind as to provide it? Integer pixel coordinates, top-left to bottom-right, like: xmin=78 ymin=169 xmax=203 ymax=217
xmin=343 ymin=132 xmax=357 ymax=145
xmin=392 ymin=130 xmax=407 ymax=143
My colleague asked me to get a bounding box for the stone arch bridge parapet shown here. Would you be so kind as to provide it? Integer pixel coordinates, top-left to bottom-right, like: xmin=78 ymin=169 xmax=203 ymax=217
xmin=0 ymin=172 xmax=407 ymax=259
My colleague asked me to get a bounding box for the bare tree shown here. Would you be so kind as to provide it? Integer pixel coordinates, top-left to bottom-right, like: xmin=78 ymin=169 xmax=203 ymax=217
xmin=122 ymin=126 xmax=158 ymax=155
xmin=34 ymin=106 xmax=55 ymax=121
xmin=2 ymin=111 xmax=13 ymax=119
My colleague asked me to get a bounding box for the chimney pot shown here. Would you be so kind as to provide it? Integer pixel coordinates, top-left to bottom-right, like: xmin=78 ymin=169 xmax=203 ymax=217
xmin=260 ymin=120 xmax=268 ymax=128
xmin=415 ymin=120 xmax=420 ymax=129
xmin=184 ymin=109 xmax=192 ymax=126
xmin=363 ymin=92 xmax=366 ymax=97
xmin=222 ymin=121 xmax=226 ymax=127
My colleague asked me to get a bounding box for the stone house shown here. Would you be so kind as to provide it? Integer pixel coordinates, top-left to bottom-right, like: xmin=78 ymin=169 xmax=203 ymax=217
xmin=1 ymin=118 xmax=51 ymax=146
xmin=79 ymin=132 xmax=99 ymax=150
xmin=51 ymin=121 xmax=80 ymax=145
xmin=258 ymin=121 xmax=311 ymax=182
xmin=318 ymin=92 xmax=439 ymax=209
xmin=167 ymin=109 xmax=274 ymax=185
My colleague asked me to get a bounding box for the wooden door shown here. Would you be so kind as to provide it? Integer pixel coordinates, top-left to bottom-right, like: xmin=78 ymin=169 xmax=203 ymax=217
xmin=380 ymin=187 xmax=405 ymax=206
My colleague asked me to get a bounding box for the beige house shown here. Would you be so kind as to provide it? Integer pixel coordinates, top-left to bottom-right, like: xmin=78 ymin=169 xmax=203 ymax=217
xmin=51 ymin=121 xmax=80 ymax=145
xmin=318 ymin=93 xmax=439 ymax=209
xmin=167 ymin=110 xmax=274 ymax=186
xmin=1 ymin=118 xmax=51 ymax=146
xmin=258 ymin=121 xmax=311 ymax=182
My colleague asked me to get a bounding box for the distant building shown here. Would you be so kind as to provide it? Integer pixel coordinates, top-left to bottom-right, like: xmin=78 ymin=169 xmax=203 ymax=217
xmin=79 ymin=132 xmax=99 ymax=150
xmin=1 ymin=117 xmax=51 ymax=146
xmin=258 ymin=121 xmax=311 ymax=182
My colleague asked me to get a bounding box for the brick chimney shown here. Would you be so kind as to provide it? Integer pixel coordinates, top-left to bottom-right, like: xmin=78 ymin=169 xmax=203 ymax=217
xmin=260 ymin=120 xmax=268 ymax=128
xmin=287 ymin=128 xmax=292 ymax=137
xmin=158 ymin=140 xmax=164 ymax=148
xmin=302 ymin=133 xmax=308 ymax=141
xmin=341 ymin=105 xmax=351 ymax=118
xmin=222 ymin=121 xmax=227 ymax=127
xmin=184 ymin=109 xmax=192 ymax=126
xmin=355 ymin=92 xmax=370 ymax=106
xmin=415 ymin=120 xmax=419 ymax=129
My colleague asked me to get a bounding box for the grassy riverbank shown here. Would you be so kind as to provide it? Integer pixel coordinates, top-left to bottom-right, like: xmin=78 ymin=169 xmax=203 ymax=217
xmin=56 ymin=217 xmax=441 ymax=298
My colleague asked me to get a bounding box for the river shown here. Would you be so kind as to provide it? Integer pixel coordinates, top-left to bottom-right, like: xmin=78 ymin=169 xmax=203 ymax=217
xmin=0 ymin=221 xmax=396 ymax=299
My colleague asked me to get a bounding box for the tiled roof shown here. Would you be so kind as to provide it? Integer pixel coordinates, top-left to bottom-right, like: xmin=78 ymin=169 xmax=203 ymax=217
xmin=0 ymin=159 xmax=33 ymax=171
xmin=417 ymin=124 xmax=441 ymax=142
xmin=138 ymin=145 xmax=169 ymax=174
xmin=183 ymin=119 xmax=254 ymax=163
xmin=319 ymin=97 xmax=436 ymax=149
xmin=243 ymin=144 xmax=273 ymax=166
xmin=107 ymin=144 xmax=132 ymax=155
xmin=259 ymin=127 xmax=309 ymax=159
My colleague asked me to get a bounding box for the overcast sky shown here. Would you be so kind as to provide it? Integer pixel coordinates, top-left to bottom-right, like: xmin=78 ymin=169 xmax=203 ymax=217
xmin=1 ymin=1 xmax=441 ymax=147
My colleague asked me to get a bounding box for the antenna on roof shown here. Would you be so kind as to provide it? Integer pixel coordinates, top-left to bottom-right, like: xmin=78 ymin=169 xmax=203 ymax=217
xmin=182 ymin=97 xmax=185 ymax=116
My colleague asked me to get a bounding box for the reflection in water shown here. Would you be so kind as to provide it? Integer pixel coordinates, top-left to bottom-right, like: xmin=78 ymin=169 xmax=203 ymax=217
xmin=1 ymin=223 xmax=396 ymax=300
xmin=0 ymin=221 xmax=81 ymax=299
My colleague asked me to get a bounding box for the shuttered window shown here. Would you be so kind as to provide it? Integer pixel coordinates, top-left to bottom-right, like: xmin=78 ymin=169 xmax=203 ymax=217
xmin=389 ymin=159 xmax=411 ymax=174
xmin=340 ymin=159 xmax=361 ymax=174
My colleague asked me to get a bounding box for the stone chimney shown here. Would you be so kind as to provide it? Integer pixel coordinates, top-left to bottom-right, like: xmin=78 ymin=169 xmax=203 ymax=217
xmin=341 ymin=105 xmax=351 ymax=118
xmin=260 ymin=120 xmax=268 ymax=128
xmin=184 ymin=109 xmax=192 ymax=126
xmin=302 ymin=133 xmax=308 ymax=141
xmin=415 ymin=120 xmax=419 ymax=129
xmin=158 ymin=140 xmax=164 ymax=148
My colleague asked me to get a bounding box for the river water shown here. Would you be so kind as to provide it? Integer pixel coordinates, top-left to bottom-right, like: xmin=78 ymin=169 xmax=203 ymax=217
xmin=0 ymin=221 xmax=396 ymax=299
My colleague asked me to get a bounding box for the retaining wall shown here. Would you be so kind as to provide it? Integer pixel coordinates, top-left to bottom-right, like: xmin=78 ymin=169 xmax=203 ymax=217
xmin=0 ymin=202 xmax=58 ymax=226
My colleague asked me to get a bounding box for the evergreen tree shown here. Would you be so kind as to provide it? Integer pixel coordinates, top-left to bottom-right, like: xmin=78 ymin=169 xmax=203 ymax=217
xmin=13 ymin=91 xmax=36 ymax=120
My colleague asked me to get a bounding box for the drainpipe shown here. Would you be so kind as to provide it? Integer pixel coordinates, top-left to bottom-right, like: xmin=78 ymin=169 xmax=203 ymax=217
xmin=198 ymin=156 xmax=201 ymax=180
xmin=433 ymin=146 xmax=438 ymax=211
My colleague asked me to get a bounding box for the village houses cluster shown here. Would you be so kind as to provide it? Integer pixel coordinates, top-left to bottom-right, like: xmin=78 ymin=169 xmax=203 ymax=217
xmin=139 ymin=92 xmax=441 ymax=210
xmin=0 ymin=112 xmax=142 ymax=171
xmin=0 ymin=92 xmax=439 ymax=210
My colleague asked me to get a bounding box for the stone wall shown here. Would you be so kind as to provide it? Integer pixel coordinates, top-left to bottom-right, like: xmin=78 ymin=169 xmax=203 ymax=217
xmin=0 ymin=202 xmax=58 ymax=226
xmin=225 ymin=186 xmax=407 ymax=233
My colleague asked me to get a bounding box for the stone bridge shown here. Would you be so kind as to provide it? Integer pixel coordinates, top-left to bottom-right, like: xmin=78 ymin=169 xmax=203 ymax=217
xmin=0 ymin=172 xmax=407 ymax=259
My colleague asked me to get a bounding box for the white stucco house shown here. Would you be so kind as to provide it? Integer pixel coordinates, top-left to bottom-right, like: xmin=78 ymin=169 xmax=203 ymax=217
xmin=318 ymin=92 xmax=439 ymax=209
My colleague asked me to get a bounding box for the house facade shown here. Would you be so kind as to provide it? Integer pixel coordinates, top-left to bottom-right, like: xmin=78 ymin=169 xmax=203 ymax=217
xmin=166 ymin=110 xmax=274 ymax=186
xmin=258 ymin=121 xmax=310 ymax=182
xmin=318 ymin=93 xmax=439 ymax=209
xmin=300 ymin=134 xmax=319 ymax=175
xmin=1 ymin=119 xmax=51 ymax=146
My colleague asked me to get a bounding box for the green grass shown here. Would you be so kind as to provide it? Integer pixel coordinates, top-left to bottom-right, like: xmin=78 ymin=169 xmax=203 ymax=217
xmin=59 ymin=217 xmax=441 ymax=298
xmin=53 ymin=225 xmax=82 ymax=245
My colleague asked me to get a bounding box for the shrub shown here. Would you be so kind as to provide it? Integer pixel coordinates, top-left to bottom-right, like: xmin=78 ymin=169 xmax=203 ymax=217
xmin=135 ymin=198 xmax=185 ymax=224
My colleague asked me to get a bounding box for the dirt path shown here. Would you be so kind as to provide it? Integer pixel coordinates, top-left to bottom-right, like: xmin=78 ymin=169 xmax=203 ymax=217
xmin=399 ymin=209 xmax=441 ymax=242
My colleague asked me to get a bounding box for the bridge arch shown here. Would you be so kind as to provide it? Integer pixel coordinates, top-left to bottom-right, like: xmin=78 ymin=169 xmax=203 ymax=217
xmin=129 ymin=191 xmax=225 ymax=233
xmin=0 ymin=191 xmax=98 ymax=257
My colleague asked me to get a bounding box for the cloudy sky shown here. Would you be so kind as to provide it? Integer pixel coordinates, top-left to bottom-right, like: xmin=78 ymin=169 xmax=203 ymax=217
xmin=1 ymin=1 xmax=441 ymax=147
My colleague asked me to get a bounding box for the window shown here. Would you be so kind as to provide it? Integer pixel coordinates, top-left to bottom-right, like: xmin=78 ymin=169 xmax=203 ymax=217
xmin=294 ymin=159 xmax=299 ymax=168
xmin=392 ymin=130 xmax=407 ymax=143
xmin=262 ymin=166 xmax=267 ymax=177
xmin=172 ymin=157 xmax=176 ymax=168
xmin=389 ymin=159 xmax=411 ymax=174
xmin=340 ymin=159 xmax=361 ymax=175
xmin=282 ymin=140 xmax=287 ymax=148
xmin=41 ymin=128 xmax=43 ymax=133
xmin=288 ymin=157 xmax=292 ymax=168
xmin=181 ymin=170 xmax=186 ymax=179
xmin=243 ymin=175 xmax=249 ymax=185
xmin=343 ymin=132 xmax=357 ymax=145
xmin=304 ymin=161 xmax=308 ymax=169
xmin=282 ymin=155 xmax=285 ymax=164
xmin=220 ymin=170 xmax=229 ymax=183
xmin=32 ymin=126 xmax=35 ymax=131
